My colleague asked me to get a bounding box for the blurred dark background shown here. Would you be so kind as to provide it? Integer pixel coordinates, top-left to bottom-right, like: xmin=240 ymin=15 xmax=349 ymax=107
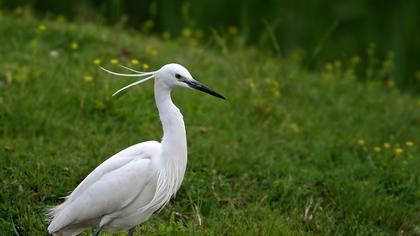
xmin=1 ymin=0 xmax=419 ymax=91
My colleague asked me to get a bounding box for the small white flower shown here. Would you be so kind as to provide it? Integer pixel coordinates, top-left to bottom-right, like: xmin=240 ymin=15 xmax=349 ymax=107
xmin=49 ymin=50 xmax=59 ymax=58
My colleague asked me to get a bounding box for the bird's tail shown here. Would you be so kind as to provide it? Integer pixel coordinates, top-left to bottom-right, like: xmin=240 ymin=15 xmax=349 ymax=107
xmin=45 ymin=204 xmax=63 ymax=224
xmin=45 ymin=194 xmax=73 ymax=234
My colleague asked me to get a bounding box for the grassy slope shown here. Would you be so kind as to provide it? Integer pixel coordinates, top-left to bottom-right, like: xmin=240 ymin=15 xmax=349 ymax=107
xmin=0 ymin=12 xmax=419 ymax=235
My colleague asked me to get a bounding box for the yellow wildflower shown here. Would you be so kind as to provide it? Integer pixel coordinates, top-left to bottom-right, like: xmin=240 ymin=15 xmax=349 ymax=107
xmin=148 ymin=49 xmax=158 ymax=56
xmin=130 ymin=59 xmax=139 ymax=65
xmin=70 ymin=42 xmax=79 ymax=49
xmin=57 ymin=15 xmax=66 ymax=23
xmin=110 ymin=59 xmax=119 ymax=65
xmin=83 ymin=75 xmax=93 ymax=82
xmin=290 ymin=123 xmax=300 ymax=133
xmin=93 ymin=59 xmax=102 ymax=65
xmin=249 ymin=81 xmax=256 ymax=90
xmin=416 ymin=70 xmax=420 ymax=81
xmin=228 ymin=26 xmax=238 ymax=35
xmin=143 ymin=19 xmax=154 ymax=31
xmin=145 ymin=46 xmax=158 ymax=56
xmin=264 ymin=77 xmax=273 ymax=84
xmin=69 ymin=24 xmax=76 ymax=31
xmin=325 ymin=63 xmax=333 ymax=72
xmin=161 ymin=31 xmax=171 ymax=40
xmin=417 ymin=100 xmax=420 ymax=107
xmin=351 ymin=56 xmax=360 ymax=65
xmin=182 ymin=27 xmax=192 ymax=38
xmin=386 ymin=80 xmax=395 ymax=88
xmin=405 ymin=141 xmax=414 ymax=147
xmin=382 ymin=60 xmax=392 ymax=71
xmin=384 ymin=143 xmax=391 ymax=149
xmin=373 ymin=146 xmax=382 ymax=153
xmin=38 ymin=24 xmax=46 ymax=32
xmin=95 ymin=100 xmax=105 ymax=110
xmin=142 ymin=64 xmax=149 ymax=70
xmin=357 ymin=139 xmax=365 ymax=146
xmin=15 ymin=6 xmax=23 ymax=14
xmin=395 ymin=148 xmax=403 ymax=155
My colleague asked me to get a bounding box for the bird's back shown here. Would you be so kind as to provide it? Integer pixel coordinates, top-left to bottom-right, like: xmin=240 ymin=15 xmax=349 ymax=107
xmin=47 ymin=141 xmax=161 ymax=235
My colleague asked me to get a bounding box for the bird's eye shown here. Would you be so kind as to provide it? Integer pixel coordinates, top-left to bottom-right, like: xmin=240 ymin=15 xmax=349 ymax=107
xmin=175 ymin=73 xmax=182 ymax=79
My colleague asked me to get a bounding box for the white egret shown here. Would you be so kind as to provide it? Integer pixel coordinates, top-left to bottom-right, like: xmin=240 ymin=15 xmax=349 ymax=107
xmin=47 ymin=63 xmax=225 ymax=236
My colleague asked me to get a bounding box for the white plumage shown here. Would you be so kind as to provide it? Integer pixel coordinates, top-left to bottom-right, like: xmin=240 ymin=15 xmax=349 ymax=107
xmin=47 ymin=63 xmax=225 ymax=236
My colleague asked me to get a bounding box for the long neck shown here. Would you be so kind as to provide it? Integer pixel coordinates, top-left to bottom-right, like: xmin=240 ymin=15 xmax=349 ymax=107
xmin=154 ymin=80 xmax=187 ymax=190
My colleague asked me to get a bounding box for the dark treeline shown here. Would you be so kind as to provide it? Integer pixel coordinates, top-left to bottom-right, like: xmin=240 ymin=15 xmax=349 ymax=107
xmin=1 ymin=0 xmax=419 ymax=91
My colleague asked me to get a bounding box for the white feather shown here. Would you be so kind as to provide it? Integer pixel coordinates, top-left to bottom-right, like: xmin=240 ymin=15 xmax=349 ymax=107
xmin=47 ymin=141 xmax=162 ymax=233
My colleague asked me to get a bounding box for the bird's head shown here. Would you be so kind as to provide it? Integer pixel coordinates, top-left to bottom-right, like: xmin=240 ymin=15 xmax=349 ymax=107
xmin=101 ymin=63 xmax=225 ymax=99
xmin=155 ymin=64 xmax=225 ymax=99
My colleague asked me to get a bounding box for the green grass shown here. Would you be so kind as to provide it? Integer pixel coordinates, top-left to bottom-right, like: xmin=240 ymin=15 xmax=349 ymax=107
xmin=1 ymin=12 xmax=419 ymax=236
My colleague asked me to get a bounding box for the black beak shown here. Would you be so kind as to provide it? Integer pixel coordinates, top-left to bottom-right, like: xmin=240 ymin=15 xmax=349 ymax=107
xmin=185 ymin=80 xmax=225 ymax=100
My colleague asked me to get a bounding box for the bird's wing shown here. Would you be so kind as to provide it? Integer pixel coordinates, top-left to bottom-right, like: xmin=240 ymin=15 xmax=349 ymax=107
xmin=68 ymin=140 xmax=161 ymax=200
xmin=48 ymin=141 xmax=161 ymax=233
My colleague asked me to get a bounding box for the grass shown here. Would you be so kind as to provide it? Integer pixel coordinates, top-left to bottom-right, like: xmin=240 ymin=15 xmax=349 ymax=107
xmin=1 ymin=11 xmax=419 ymax=236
